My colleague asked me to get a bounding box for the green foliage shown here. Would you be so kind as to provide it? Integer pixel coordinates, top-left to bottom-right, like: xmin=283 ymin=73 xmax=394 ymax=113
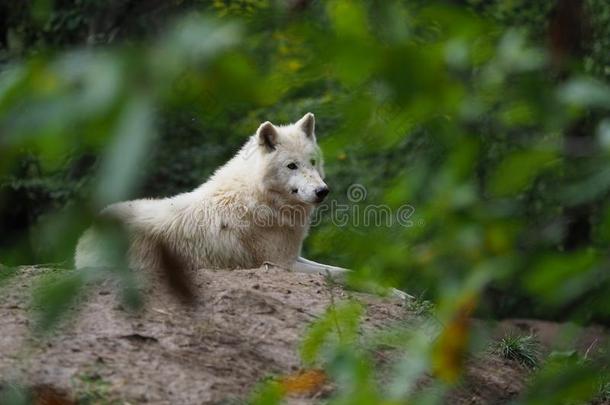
xmin=248 ymin=378 xmax=283 ymax=405
xmin=31 ymin=267 xmax=85 ymax=332
xmin=0 ymin=383 xmax=29 ymax=405
xmin=494 ymin=334 xmax=541 ymax=369
xmin=0 ymin=265 xmax=19 ymax=285
xmin=489 ymin=149 xmax=558 ymax=197
xmin=519 ymin=350 xmax=605 ymax=405
xmin=73 ymin=372 xmax=117 ymax=404
xmin=300 ymin=300 xmax=363 ymax=366
xmin=405 ymin=294 xmax=435 ymax=317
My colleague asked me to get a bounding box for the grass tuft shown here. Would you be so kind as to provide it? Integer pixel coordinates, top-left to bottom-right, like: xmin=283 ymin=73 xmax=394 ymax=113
xmin=494 ymin=333 xmax=540 ymax=369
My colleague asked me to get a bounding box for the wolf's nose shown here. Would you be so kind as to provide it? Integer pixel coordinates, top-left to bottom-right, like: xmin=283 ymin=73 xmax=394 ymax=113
xmin=315 ymin=187 xmax=330 ymax=202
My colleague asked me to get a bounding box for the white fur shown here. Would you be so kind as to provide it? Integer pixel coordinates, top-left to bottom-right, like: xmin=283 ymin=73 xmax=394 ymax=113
xmin=75 ymin=113 xmax=329 ymax=272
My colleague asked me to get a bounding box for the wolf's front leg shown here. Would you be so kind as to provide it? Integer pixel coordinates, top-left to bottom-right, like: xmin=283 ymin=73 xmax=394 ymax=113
xmin=289 ymin=256 xmax=349 ymax=282
xmin=290 ymin=257 xmax=413 ymax=300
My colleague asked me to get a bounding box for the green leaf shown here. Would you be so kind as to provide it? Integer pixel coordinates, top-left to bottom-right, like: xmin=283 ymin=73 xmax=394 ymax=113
xmin=489 ymin=149 xmax=557 ymax=196
xmin=95 ymin=96 xmax=155 ymax=206
xmin=300 ymin=300 xmax=363 ymax=366
xmin=526 ymin=250 xmax=598 ymax=305
xmin=558 ymin=77 xmax=610 ymax=109
xmin=249 ymin=379 xmax=283 ymax=405
xmin=32 ymin=270 xmax=85 ymax=332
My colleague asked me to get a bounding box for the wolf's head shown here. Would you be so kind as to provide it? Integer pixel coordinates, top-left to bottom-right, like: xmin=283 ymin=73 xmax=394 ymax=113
xmin=256 ymin=113 xmax=329 ymax=206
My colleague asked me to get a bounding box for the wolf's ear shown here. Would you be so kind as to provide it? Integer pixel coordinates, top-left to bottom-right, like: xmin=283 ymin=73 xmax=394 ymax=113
xmin=257 ymin=121 xmax=278 ymax=152
xmin=297 ymin=112 xmax=315 ymax=140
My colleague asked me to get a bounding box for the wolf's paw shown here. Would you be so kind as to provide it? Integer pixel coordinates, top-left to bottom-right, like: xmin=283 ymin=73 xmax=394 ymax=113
xmin=262 ymin=261 xmax=276 ymax=271
xmin=391 ymin=288 xmax=414 ymax=301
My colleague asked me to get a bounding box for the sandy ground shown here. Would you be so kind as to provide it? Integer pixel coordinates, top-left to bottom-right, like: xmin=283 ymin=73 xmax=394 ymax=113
xmin=1 ymin=266 xmax=409 ymax=404
xmin=0 ymin=265 xmax=607 ymax=404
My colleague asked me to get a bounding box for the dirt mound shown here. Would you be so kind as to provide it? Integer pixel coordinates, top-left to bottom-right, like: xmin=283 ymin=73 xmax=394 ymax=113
xmin=1 ymin=266 xmax=409 ymax=404
xmin=1 ymin=266 xmax=606 ymax=404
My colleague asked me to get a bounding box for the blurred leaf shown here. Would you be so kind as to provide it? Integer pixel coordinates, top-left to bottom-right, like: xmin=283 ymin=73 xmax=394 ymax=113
xmin=432 ymin=294 xmax=477 ymax=384
xmin=387 ymin=329 xmax=435 ymax=399
xmin=32 ymin=269 xmax=85 ymax=332
xmin=153 ymin=15 xmax=242 ymax=81
xmin=526 ymin=250 xmax=598 ymax=305
xmin=489 ymin=149 xmax=558 ymax=196
xmin=558 ymin=77 xmax=610 ymax=109
xmin=84 ymin=219 xmax=143 ymax=310
xmin=0 ymin=265 xmax=19 ymax=286
xmin=0 ymin=383 xmax=29 ymax=405
xmin=496 ymin=30 xmax=547 ymax=73
xmin=278 ymin=369 xmax=328 ymax=397
xmin=597 ymin=203 xmax=610 ymax=243
xmin=326 ymin=0 xmax=370 ymax=41
xmin=561 ymin=166 xmax=610 ymax=206
xmin=325 ymin=0 xmax=377 ymax=85
xmin=95 ymin=96 xmax=155 ymax=206
xmin=326 ymin=347 xmax=379 ymax=405
xmin=249 ymin=379 xmax=283 ymax=405
xmin=597 ymin=118 xmax=610 ymax=150
xmin=521 ymin=352 xmax=601 ymax=405
xmin=300 ymin=300 xmax=363 ymax=366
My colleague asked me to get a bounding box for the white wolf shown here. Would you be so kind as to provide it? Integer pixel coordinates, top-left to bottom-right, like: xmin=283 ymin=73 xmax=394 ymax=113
xmin=75 ymin=113 xmax=353 ymax=282
xmin=76 ymin=113 xmax=409 ymax=299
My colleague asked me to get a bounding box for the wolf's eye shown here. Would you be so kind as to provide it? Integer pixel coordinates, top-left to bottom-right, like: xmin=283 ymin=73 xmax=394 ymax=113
xmin=287 ymin=163 xmax=298 ymax=170
xmin=310 ymin=159 xmax=316 ymax=166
